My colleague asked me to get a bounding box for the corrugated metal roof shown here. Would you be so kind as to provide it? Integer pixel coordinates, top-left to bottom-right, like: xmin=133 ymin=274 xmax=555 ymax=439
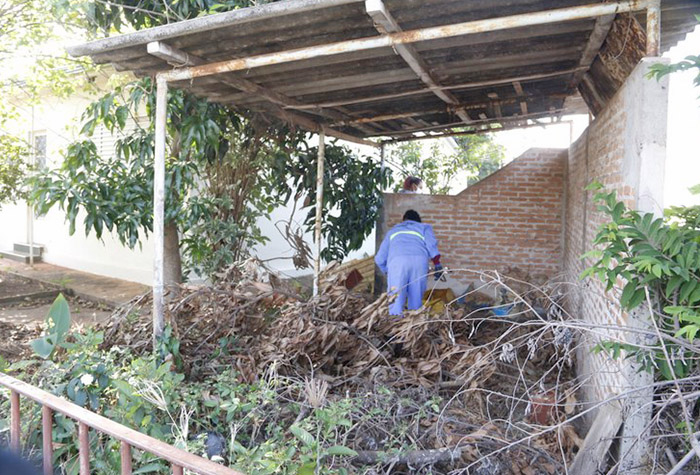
xmin=68 ymin=0 xmax=700 ymax=144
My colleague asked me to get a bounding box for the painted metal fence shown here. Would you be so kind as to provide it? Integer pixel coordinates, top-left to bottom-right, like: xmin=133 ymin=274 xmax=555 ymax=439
xmin=0 ymin=373 xmax=244 ymax=475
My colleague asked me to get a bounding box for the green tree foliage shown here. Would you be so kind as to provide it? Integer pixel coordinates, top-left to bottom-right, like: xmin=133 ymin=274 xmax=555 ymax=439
xmin=583 ymin=183 xmax=700 ymax=380
xmin=270 ymin=143 xmax=389 ymax=262
xmin=387 ymin=133 xmax=505 ymax=194
xmin=647 ymin=15 xmax=699 ymax=89
xmin=0 ymin=135 xmax=29 ymax=208
xmin=30 ymin=0 xmax=386 ymax=280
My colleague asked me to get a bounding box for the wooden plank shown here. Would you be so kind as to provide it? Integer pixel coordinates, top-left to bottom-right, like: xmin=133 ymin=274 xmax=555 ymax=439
xmin=569 ymin=402 xmax=623 ymax=475
xmin=512 ymin=81 xmax=529 ymax=114
xmin=568 ymin=13 xmax=616 ymax=89
xmin=365 ymin=0 xmax=472 ymax=123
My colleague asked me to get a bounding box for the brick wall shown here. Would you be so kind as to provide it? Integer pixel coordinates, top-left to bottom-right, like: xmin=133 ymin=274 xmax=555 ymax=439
xmin=562 ymin=58 xmax=669 ymax=437
xmin=379 ymin=147 xmax=567 ymax=290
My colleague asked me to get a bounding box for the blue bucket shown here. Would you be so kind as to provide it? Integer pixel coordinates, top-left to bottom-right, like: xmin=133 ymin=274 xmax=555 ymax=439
xmin=492 ymin=304 xmax=514 ymax=316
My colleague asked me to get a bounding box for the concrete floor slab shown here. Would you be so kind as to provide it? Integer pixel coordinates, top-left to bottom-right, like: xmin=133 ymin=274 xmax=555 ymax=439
xmin=0 ymin=259 xmax=149 ymax=307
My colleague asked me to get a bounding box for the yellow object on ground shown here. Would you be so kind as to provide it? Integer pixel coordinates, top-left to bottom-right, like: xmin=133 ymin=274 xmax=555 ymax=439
xmin=423 ymin=288 xmax=456 ymax=314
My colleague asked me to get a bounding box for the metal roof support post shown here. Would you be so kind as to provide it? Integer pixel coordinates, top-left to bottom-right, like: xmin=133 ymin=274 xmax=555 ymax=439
xmin=313 ymin=129 xmax=326 ymax=297
xmin=153 ymin=75 xmax=167 ymax=347
xmin=646 ymin=0 xmax=661 ymax=56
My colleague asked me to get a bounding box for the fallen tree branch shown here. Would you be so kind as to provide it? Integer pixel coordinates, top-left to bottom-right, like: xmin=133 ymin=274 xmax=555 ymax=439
xmin=352 ymin=447 xmax=462 ymax=466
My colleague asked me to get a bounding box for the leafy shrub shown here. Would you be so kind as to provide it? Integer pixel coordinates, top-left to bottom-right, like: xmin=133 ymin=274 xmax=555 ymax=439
xmin=583 ymin=182 xmax=700 ymax=379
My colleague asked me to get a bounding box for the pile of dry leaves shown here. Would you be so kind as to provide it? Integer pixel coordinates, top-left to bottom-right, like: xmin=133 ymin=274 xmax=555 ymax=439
xmin=99 ymin=261 xmax=584 ymax=473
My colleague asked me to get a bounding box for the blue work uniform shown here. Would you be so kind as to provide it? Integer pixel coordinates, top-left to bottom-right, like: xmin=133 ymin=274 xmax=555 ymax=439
xmin=375 ymin=220 xmax=440 ymax=315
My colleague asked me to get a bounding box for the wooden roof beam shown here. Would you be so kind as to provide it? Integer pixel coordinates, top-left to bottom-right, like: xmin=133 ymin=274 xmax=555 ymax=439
xmin=368 ymin=108 xmax=568 ymax=137
xmin=512 ymin=81 xmax=528 ymax=115
xmin=568 ymin=14 xmax=616 ymax=90
xmin=487 ymin=92 xmax=502 ymax=118
xmin=286 ymin=68 xmax=586 ymax=110
xmin=147 ymin=41 xmax=380 ymax=143
xmin=330 ymin=92 xmax=569 ymax=126
xmin=386 ymin=120 xmax=574 ymax=143
xmin=364 ymin=0 xmax=472 ymax=124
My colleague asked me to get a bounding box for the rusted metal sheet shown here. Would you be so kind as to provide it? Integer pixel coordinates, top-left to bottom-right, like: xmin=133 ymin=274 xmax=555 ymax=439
xmin=65 ymin=0 xmax=700 ymax=141
xmin=160 ymin=1 xmax=650 ymax=82
xmin=67 ymin=0 xmax=365 ymax=56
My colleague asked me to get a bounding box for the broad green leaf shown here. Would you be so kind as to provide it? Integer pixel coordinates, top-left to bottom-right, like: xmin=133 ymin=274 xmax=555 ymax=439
xmin=680 ymin=281 xmax=698 ymax=303
xmin=290 ymin=425 xmax=315 ymax=447
xmin=326 ymin=445 xmax=358 ymax=457
xmin=30 ymin=338 xmax=54 ymax=359
xmin=297 ymin=462 xmax=316 ymax=475
xmin=628 ymin=288 xmax=646 ymax=309
xmin=665 ymin=276 xmax=684 ymax=298
xmin=620 ymin=282 xmax=637 ymax=308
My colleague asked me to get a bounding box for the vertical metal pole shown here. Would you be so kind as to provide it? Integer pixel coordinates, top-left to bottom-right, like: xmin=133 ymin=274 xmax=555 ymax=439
xmin=153 ymin=76 xmax=168 ymax=347
xmin=379 ymin=142 xmax=386 ymax=178
xmin=42 ymin=406 xmax=52 ymax=475
xmin=569 ymin=120 xmax=574 ymax=145
xmin=120 ymin=441 xmax=132 ymax=475
xmin=78 ymin=422 xmax=89 ymax=475
xmin=28 ymin=106 xmax=35 ymax=266
xmin=645 ymin=0 xmax=660 ymax=56
xmin=374 ymin=143 xmax=387 ymax=297
xmin=312 ymin=128 xmax=326 ymax=297
xmin=10 ymin=390 xmax=20 ymax=451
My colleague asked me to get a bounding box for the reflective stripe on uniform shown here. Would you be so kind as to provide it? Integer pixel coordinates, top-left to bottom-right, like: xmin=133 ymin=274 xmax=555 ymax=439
xmin=389 ymin=230 xmax=425 ymax=241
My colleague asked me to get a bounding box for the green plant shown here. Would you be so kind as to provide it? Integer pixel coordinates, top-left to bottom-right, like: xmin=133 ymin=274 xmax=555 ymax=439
xmin=31 ymin=293 xmax=71 ymax=359
xmin=583 ymin=182 xmax=700 ymax=379
xmin=387 ymin=133 xmax=505 ymax=194
xmin=270 ymin=141 xmax=389 ymax=262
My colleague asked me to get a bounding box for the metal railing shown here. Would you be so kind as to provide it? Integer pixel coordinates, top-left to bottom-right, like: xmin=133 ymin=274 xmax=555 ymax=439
xmin=0 ymin=373 xmax=245 ymax=475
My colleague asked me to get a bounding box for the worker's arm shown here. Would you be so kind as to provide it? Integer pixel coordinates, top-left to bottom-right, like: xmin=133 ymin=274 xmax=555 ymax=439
xmin=424 ymin=224 xmax=440 ymax=260
xmin=374 ymin=232 xmax=390 ymax=274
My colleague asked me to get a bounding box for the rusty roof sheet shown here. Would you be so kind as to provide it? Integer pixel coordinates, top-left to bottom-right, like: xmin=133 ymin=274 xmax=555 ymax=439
xmin=68 ymin=0 xmax=700 ymax=144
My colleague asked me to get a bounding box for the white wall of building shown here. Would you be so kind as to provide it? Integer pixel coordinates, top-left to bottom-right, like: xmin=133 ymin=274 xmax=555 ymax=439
xmin=663 ymin=26 xmax=700 ymax=209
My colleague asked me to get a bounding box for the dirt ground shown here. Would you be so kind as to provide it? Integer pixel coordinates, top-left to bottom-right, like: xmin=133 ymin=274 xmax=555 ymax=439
xmin=0 ymin=272 xmax=113 ymax=361
xmin=0 ymin=272 xmax=53 ymax=301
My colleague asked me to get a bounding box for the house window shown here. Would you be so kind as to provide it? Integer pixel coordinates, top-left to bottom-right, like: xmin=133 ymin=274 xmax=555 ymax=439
xmin=33 ymin=133 xmax=47 ymax=169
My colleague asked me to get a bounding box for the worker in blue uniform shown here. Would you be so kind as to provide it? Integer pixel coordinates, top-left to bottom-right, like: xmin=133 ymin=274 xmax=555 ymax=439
xmin=375 ymin=210 xmax=443 ymax=315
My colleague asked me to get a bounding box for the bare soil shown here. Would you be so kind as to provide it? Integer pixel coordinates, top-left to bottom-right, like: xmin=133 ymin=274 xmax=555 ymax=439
xmin=0 ymin=272 xmax=52 ymax=300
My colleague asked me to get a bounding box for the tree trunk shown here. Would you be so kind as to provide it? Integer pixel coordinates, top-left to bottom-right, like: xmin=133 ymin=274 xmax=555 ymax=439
xmin=164 ymin=221 xmax=182 ymax=289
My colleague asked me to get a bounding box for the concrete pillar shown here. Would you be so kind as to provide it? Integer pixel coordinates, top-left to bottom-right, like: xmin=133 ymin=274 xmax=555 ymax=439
xmin=618 ymin=57 xmax=669 ymax=474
